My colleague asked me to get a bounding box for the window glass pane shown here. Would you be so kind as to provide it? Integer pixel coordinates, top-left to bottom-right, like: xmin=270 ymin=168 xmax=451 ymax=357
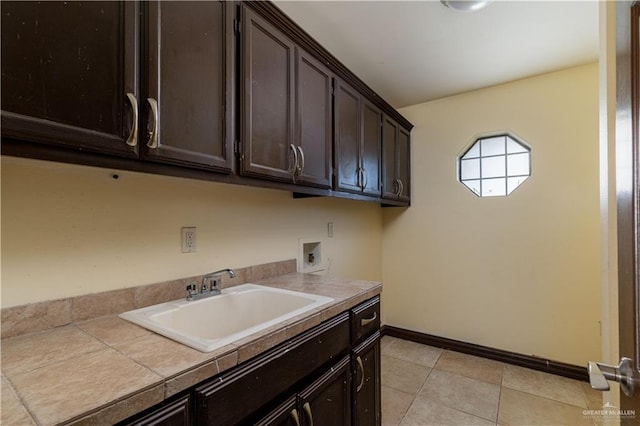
xmin=457 ymin=134 xmax=531 ymax=197
xmin=507 ymin=153 xmax=530 ymax=176
xmin=481 ymin=136 xmax=506 ymax=156
xmin=462 ymin=142 xmax=480 ymax=159
xmin=460 ymin=158 xmax=480 ymax=180
xmin=481 ymin=155 xmax=505 ymax=178
xmin=462 ymin=180 xmax=481 ymax=196
xmin=507 ymin=136 xmax=528 ymax=154
xmin=481 ymin=178 xmax=506 ymax=197
xmin=507 ymin=176 xmax=529 ymax=194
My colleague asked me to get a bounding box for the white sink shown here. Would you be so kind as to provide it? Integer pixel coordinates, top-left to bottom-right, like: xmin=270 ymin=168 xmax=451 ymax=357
xmin=119 ymin=284 xmax=333 ymax=352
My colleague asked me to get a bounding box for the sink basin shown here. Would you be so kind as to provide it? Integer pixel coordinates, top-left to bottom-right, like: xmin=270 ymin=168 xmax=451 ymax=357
xmin=119 ymin=284 xmax=333 ymax=352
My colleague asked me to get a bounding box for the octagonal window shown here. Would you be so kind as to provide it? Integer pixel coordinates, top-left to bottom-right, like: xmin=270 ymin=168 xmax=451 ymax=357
xmin=459 ymin=134 xmax=531 ymax=197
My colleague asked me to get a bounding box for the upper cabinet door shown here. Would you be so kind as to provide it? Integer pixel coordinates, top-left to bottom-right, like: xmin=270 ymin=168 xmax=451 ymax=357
xmin=1 ymin=1 xmax=138 ymax=157
xmin=143 ymin=1 xmax=233 ymax=172
xmin=295 ymin=48 xmax=333 ymax=189
xmin=361 ymin=100 xmax=382 ymax=196
xmin=382 ymin=116 xmax=399 ymax=199
xmin=397 ymin=127 xmax=411 ymax=202
xmin=335 ymin=79 xmax=362 ymax=193
xmin=241 ymin=6 xmax=295 ymax=182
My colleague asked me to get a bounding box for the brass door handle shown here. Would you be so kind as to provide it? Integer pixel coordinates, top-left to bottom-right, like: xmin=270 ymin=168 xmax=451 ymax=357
xmin=303 ymin=402 xmax=313 ymax=426
xmin=289 ymin=144 xmax=299 ymax=180
xmin=146 ymin=98 xmax=159 ymax=149
xmin=290 ymin=408 xmax=301 ymax=426
xmin=125 ymin=93 xmax=138 ymax=147
xmin=356 ymin=355 xmax=365 ymax=392
xmin=296 ymin=146 xmax=305 ymax=177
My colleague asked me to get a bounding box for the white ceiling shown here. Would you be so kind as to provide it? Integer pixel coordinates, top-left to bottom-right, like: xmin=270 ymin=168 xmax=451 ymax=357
xmin=274 ymin=0 xmax=600 ymax=108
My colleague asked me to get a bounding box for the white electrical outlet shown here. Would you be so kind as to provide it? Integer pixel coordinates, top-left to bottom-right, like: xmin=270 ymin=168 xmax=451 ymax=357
xmin=181 ymin=227 xmax=196 ymax=253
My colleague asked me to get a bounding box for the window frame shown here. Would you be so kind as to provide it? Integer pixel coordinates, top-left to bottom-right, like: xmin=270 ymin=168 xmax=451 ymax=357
xmin=457 ymin=133 xmax=532 ymax=197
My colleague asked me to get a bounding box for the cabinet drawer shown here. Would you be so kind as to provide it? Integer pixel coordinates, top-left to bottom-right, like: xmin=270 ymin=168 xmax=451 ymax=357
xmin=196 ymin=312 xmax=350 ymax=425
xmin=351 ymin=296 xmax=380 ymax=344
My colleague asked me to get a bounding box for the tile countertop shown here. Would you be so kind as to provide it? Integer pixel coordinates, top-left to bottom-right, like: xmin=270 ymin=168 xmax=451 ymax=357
xmin=0 ymin=273 xmax=382 ymax=426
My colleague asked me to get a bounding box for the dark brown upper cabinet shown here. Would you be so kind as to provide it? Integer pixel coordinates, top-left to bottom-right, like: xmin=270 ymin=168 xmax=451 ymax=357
xmin=241 ymin=5 xmax=332 ymax=188
xmin=1 ymin=1 xmax=139 ymax=157
xmin=335 ymin=79 xmax=382 ymax=197
xmin=294 ymin=49 xmax=333 ymax=188
xmin=142 ymin=1 xmax=234 ymax=173
xmin=382 ymin=115 xmax=411 ymax=203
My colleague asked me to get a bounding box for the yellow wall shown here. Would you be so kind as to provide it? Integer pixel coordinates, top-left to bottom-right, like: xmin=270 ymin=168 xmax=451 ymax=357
xmin=1 ymin=157 xmax=383 ymax=307
xmin=382 ymin=63 xmax=601 ymax=366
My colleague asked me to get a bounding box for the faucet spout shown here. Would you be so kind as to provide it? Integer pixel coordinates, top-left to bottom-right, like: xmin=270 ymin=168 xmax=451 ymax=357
xmin=186 ymin=268 xmax=236 ymax=301
xmin=207 ymin=268 xmax=236 ymax=279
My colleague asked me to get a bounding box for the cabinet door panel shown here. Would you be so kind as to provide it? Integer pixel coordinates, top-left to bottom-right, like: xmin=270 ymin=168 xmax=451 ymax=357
xmin=144 ymin=1 xmax=232 ymax=172
xmin=398 ymin=127 xmax=411 ymax=202
xmin=296 ymin=48 xmax=332 ymax=188
xmin=382 ymin=116 xmax=399 ymax=199
xmin=1 ymin=1 xmax=138 ymax=157
xmin=242 ymin=7 xmax=295 ymax=181
xmin=362 ymin=100 xmax=382 ymax=196
xmin=335 ymin=80 xmax=361 ymax=193
xmin=300 ymin=356 xmax=351 ymax=426
xmin=353 ymin=332 xmax=381 ymax=426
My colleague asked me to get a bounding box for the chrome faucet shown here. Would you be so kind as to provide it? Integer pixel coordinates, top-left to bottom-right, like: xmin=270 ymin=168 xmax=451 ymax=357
xmin=186 ymin=268 xmax=236 ymax=301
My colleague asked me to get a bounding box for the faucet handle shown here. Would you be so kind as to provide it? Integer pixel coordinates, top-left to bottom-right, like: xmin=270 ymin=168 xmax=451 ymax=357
xmin=186 ymin=283 xmax=198 ymax=297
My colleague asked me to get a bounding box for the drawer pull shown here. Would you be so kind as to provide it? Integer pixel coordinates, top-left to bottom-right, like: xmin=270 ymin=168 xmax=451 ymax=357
xmin=356 ymin=355 xmax=365 ymax=392
xmin=290 ymin=408 xmax=301 ymax=426
xmin=303 ymin=402 xmax=313 ymax=426
xmin=360 ymin=311 xmax=377 ymax=327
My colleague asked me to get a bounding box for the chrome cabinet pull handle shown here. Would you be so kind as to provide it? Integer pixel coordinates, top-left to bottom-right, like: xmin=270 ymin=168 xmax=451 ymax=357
xmin=356 ymin=168 xmax=362 ymax=189
xmin=398 ymin=179 xmax=404 ymax=197
xmin=296 ymin=146 xmax=305 ymax=177
xmin=146 ymin=98 xmax=159 ymax=148
xmin=356 ymin=355 xmax=365 ymax=392
xmin=394 ymin=179 xmax=400 ymax=197
xmin=303 ymin=402 xmax=313 ymax=426
xmin=360 ymin=311 xmax=377 ymax=326
xmin=125 ymin=93 xmax=138 ymax=147
xmin=362 ymin=168 xmax=368 ymax=190
xmin=289 ymin=144 xmax=299 ymax=181
xmin=290 ymin=408 xmax=301 ymax=426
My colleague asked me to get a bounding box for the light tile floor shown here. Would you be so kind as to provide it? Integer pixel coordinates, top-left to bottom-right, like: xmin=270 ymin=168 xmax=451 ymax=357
xmin=381 ymin=336 xmax=614 ymax=426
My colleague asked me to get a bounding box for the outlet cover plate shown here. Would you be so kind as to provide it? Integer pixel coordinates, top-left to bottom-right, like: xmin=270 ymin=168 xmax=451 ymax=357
xmin=181 ymin=227 xmax=196 ymax=253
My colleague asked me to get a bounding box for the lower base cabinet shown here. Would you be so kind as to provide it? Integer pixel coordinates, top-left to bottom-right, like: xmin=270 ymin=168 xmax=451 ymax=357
xmin=118 ymin=297 xmax=380 ymax=426
xmin=353 ymin=332 xmax=381 ymax=426
xmin=255 ymin=356 xmax=352 ymax=426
